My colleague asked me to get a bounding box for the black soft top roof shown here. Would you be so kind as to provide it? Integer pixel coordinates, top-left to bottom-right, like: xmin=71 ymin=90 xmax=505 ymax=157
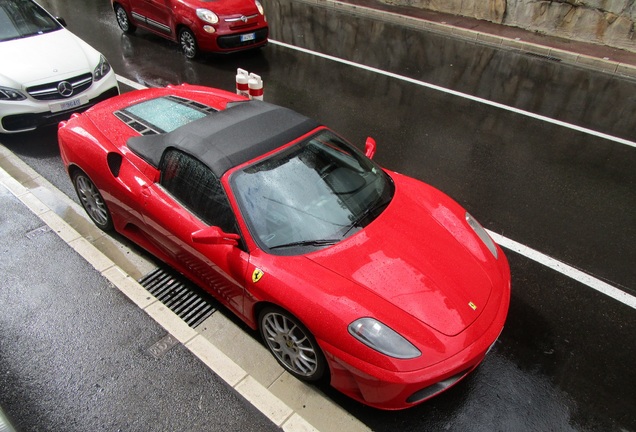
xmin=127 ymin=100 xmax=320 ymax=177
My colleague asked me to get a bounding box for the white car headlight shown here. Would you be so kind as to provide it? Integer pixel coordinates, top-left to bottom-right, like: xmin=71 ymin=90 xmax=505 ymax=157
xmin=255 ymin=0 xmax=264 ymax=15
xmin=93 ymin=55 xmax=111 ymax=81
xmin=0 ymin=86 xmax=26 ymax=101
xmin=196 ymin=8 xmax=219 ymax=24
xmin=348 ymin=318 xmax=421 ymax=359
xmin=466 ymin=212 xmax=498 ymax=259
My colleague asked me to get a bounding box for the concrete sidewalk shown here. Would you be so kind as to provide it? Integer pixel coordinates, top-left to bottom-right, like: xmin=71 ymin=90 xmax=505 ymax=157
xmin=313 ymin=0 xmax=636 ymax=79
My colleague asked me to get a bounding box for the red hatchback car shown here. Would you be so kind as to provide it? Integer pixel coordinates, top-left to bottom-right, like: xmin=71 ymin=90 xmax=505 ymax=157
xmin=111 ymin=0 xmax=268 ymax=58
xmin=58 ymin=84 xmax=511 ymax=410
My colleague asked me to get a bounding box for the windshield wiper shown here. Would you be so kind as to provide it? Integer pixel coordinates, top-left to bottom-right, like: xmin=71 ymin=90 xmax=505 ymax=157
xmin=342 ymin=197 xmax=390 ymax=237
xmin=269 ymin=238 xmax=341 ymax=250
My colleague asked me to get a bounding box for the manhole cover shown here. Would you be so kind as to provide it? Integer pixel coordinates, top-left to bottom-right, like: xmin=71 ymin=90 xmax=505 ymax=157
xmin=147 ymin=333 xmax=179 ymax=359
xmin=26 ymin=225 xmax=51 ymax=239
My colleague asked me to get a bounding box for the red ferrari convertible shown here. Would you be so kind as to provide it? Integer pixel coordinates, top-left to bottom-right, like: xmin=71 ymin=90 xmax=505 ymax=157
xmin=58 ymin=84 xmax=511 ymax=410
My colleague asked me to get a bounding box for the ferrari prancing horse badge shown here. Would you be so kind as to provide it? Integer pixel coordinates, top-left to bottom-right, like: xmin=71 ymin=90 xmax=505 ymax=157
xmin=252 ymin=268 xmax=264 ymax=283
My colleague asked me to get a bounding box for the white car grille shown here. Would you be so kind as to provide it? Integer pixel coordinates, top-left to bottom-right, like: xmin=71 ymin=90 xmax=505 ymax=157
xmin=26 ymin=73 xmax=93 ymax=101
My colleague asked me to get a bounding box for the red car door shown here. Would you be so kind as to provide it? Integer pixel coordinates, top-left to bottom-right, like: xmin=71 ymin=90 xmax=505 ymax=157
xmin=139 ymin=148 xmax=249 ymax=316
xmin=142 ymin=0 xmax=173 ymax=36
xmin=128 ymin=0 xmax=148 ymax=28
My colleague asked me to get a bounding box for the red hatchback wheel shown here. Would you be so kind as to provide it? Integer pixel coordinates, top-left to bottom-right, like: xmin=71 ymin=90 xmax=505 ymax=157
xmin=179 ymin=28 xmax=198 ymax=59
xmin=114 ymin=4 xmax=135 ymax=34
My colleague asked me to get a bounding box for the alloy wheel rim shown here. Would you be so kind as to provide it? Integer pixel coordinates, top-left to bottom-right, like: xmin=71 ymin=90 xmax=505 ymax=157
xmin=76 ymin=176 xmax=109 ymax=226
xmin=262 ymin=312 xmax=318 ymax=377
xmin=116 ymin=8 xmax=129 ymax=30
xmin=181 ymin=32 xmax=196 ymax=58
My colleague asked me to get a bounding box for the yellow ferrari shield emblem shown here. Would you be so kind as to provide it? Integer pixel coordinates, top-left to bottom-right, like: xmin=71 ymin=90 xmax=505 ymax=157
xmin=252 ymin=268 xmax=264 ymax=283
xmin=468 ymin=301 xmax=477 ymax=311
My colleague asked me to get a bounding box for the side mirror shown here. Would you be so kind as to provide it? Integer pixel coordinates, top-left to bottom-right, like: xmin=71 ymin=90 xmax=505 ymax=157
xmin=365 ymin=137 xmax=376 ymax=159
xmin=56 ymin=17 xmax=67 ymax=27
xmin=191 ymin=226 xmax=240 ymax=246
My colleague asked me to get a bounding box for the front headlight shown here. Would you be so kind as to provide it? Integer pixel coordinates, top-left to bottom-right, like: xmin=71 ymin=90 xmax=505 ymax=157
xmin=0 ymin=86 xmax=26 ymax=101
xmin=466 ymin=212 xmax=498 ymax=259
xmin=348 ymin=318 xmax=421 ymax=359
xmin=93 ymin=55 xmax=111 ymax=81
xmin=255 ymin=0 xmax=264 ymax=15
xmin=196 ymin=8 xmax=219 ymax=24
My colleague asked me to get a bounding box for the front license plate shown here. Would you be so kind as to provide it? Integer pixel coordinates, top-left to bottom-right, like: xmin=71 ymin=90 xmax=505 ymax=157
xmin=50 ymin=96 xmax=87 ymax=113
xmin=240 ymin=32 xmax=256 ymax=42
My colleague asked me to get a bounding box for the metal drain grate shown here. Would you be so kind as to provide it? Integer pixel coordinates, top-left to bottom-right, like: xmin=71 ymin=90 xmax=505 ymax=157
xmin=524 ymin=51 xmax=562 ymax=62
xmin=139 ymin=267 xmax=216 ymax=328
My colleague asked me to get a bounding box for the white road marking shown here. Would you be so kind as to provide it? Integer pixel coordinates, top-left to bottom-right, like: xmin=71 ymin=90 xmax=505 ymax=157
xmin=489 ymin=231 xmax=636 ymax=309
xmin=114 ymin=50 xmax=635 ymax=310
xmin=268 ymin=39 xmax=636 ymax=149
xmin=116 ymin=74 xmax=147 ymax=90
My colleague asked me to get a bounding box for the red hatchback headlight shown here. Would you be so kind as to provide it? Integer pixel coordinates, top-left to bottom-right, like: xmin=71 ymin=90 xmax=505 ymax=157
xmin=196 ymin=8 xmax=219 ymax=24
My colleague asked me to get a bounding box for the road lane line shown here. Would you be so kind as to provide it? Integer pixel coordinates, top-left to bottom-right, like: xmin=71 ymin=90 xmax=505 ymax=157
xmin=116 ymin=74 xmax=147 ymax=90
xmin=268 ymin=39 xmax=636 ymax=149
xmin=488 ymin=231 xmax=636 ymax=309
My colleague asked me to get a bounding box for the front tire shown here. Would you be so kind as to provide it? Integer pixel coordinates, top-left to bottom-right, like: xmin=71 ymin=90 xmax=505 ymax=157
xmin=72 ymin=172 xmax=113 ymax=232
xmin=259 ymin=307 xmax=327 ymax=382
xmin=179 ymin=28 xmax=198 ymax=59
xmin=114 ymin=4 xmax=136 ymax=34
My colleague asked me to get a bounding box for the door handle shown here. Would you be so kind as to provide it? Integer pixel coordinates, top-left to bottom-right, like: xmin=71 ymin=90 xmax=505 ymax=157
xmin=141 ymin=183 xmax=151 ymax=197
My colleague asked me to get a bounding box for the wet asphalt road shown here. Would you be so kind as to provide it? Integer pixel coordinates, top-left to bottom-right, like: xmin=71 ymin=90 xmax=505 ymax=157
xmin=2 ymin=0 xmax=635 ymax=430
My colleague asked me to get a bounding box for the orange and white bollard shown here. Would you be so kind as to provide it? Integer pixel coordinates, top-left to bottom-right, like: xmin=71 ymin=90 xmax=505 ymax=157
xmin=248 ymin=73 xmax=264 ymax=101
xmin=236 ymin=68 xmax=249 ymax=98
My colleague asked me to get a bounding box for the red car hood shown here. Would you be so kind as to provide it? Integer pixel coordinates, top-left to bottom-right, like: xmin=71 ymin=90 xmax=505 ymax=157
xmin=306 ymin=174 xmax=495 ymax=337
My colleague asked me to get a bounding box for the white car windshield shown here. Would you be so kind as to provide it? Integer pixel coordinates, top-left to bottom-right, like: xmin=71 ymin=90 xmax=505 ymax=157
xmin=231 ymin=129 xmax=394 ymax=255
xmin=0 ymin=0 xmax=62 ymax=42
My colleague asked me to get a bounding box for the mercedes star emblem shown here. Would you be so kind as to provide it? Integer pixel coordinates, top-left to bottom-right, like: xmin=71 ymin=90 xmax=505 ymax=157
xmin=58 ymin=81 xmax=73 ymax=97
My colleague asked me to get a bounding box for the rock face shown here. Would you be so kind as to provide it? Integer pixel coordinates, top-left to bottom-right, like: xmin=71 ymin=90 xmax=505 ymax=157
xmin=383 ymin=0 xmax=635 ymax=53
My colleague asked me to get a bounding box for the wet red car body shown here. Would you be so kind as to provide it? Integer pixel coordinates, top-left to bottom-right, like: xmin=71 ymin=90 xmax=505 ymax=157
xmin=58 ymin=84 xmax=511 ymax=410
xmin=111 ymin=0 xmax=268 ymax=57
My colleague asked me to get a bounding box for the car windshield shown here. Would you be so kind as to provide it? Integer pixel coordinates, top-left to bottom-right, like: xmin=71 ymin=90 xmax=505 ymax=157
xmin=0 ymin=0 xmax=62 ymax=42
xmin=231 ymin=129 xmax=394 ymax=255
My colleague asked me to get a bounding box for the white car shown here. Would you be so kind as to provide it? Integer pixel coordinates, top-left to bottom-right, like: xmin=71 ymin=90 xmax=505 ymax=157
xmin=0 ymin=0 xmax=119 ymax=133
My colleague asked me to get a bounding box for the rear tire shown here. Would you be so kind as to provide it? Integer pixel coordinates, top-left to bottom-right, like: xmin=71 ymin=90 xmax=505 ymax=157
xmin=72 ymin=171 xmax=114 ymax=232
xmin=114 ymin=4 xmax=136 ymax=34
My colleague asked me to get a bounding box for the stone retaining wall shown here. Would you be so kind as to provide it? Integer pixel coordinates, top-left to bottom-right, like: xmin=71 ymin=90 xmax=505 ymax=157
xmin=381 ymin=0 xmax=635 ymax=52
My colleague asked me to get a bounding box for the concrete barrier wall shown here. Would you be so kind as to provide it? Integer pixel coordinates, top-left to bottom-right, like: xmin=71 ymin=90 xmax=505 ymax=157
xmin=380 ymin=0 xmax=635 ymax=52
